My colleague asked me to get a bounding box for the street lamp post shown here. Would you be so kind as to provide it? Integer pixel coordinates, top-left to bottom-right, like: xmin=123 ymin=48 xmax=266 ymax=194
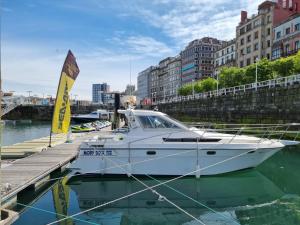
xmin=217 ymin=74 xmax=219 ymax=96
xmin=255 ymin=57 xmax=259 ymax=91
xmin=192 ymin=79 xmax=195 ymax=97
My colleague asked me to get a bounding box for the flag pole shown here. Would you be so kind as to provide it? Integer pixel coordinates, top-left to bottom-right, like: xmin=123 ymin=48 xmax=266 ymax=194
xmin=48 ymin=51 xmax=69 ymax=147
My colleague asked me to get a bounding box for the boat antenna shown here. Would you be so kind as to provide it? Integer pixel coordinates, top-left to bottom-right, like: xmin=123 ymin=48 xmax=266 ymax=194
xmin=129 ymin=58 xmax=132 ymax=96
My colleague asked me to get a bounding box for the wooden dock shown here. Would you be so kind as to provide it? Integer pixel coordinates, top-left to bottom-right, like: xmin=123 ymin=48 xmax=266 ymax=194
xmin=1 ymin=133 xmax=68 ymax=159
xmin=0 ymin=129 xmax=110 ymax=208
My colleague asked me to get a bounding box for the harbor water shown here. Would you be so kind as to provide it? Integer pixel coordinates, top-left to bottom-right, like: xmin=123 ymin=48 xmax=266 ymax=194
xmin=3 ymin=122 xmax=300 ymax=225
xmin=2 ymin=120 xmax=51 ymax=146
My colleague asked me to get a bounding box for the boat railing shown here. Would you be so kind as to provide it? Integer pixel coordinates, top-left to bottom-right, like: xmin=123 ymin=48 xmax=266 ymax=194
xmin=184 ymin=122 xmax=300 ymax=141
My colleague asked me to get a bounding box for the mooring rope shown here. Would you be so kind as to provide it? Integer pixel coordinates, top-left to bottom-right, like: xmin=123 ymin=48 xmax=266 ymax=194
xmin=104 ymin=155 xmax=239 ymax=224
xmin=46 ymin=123 xmax=279 ymax=224
xmin=146 ymin=175 xmax=240 ymax=225
xmin=46 ymin=148 xmax=199 ymax=182
xmin=104 ymin=156 xmax=207 ymax=225
xmin=16 ymin=202 xmax=98 ymax=225
xmin=46 ymin=145 xmax=266 ymax=225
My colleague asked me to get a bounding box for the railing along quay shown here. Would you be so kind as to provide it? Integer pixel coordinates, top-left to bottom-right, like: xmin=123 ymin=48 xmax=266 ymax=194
xmin=156 ymin=74 xmax=300 ymax=105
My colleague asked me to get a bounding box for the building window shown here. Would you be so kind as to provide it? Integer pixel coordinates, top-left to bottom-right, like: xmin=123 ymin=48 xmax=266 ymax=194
xmin=276 ymin=31 xmax=281 ymax=39
xmin=246 ymin=58 xmax=251 ymax=65
xmin=295 ymin=40 xmax=300 ymax=50
xmin=240 ymin=27 xmax=245 ymax=35
xmin=254 ymin=19 xmax=260 ymax=27
xmin=247 ymin=35 xmax=251 ymax=42
xmin=246 ymin=23 xmax=252 ymax=31
xmin=254 ymin=31 xmax=259 ymax=39
xmin=240 ymin=48 xmax=244 ymax=55
xmin=254 ymin=43 xmax=259 ymax=51
xmin=246 ymin=46 xmax=251 ymax=53
xmin=240 ymin=61 xmax=244 ymax=67
xmin=240 ymin=38 xmax=244 ymax=45
xmin=272 ymin=48 xmax=281 ymax=59
xmin=267 ymin=53 xmax=270 ymax=59
xmin=285 ymin=44 xmax=290 ymax=54
xmin=267 ymin=28 xmax=271 ymax=35
xmin=267 ymin=15 xmax=271 ymax=23
xmin=295 ymin=23 xmax=300 ymax=31
xmin=286 ymin=27 xmax=290 ymax=35
xmin=267 ymin=40 xmax=271 ymax=47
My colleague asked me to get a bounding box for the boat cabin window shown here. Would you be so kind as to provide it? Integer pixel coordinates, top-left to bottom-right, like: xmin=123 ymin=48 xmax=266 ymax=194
xmin=137 ymin=115 xmax=179 ymax=129
xmin=91 ymin=112 xmax=98 ymax=115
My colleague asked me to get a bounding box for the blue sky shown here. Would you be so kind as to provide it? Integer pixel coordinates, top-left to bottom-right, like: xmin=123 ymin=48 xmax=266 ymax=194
xmin=2 ymin=0 xmax=263 ymax=100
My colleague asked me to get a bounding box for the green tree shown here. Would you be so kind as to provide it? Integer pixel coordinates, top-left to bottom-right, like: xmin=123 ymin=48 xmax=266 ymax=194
xmin=272 ymin=56 xmax=295 ymax=77
xmin=218 ymin=67 xmax=245 ymax=88
xmin=178 ymin=83 xmax=193 ymax=96
xmin=244 ymin=58 xmax=274 ymax=83
xmin=292 ymin=51 xmax=300 ymax=74
xmin=194 ymin=80 xmax=203 ymax=93
xmin=200 ymin=77 xmax=218 ymax=92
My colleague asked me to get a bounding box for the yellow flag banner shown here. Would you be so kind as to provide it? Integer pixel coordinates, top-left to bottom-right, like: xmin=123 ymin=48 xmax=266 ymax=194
xmin=51 ymin=50 xmax=79 ymax=134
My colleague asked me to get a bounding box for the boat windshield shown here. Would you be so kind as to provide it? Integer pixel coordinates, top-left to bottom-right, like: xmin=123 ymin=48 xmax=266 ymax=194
xmin=137 ymin=115 xmax=180 ymax=129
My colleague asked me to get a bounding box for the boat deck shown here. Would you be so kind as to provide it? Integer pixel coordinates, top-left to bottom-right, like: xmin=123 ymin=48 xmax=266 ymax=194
xmin=1 ymin=128 xmax=111 ymax=208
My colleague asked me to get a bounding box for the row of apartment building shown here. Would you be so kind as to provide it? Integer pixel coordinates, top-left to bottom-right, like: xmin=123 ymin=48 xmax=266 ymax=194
xmin=137 ymin=0 xmax=300 ymax=105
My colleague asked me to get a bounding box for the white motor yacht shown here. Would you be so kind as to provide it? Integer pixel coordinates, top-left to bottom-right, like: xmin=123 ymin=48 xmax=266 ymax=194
xmin=68 ymin=109 xmax=294 ymax=176
xmin=72 ymin=109 xmax=110 ymax=123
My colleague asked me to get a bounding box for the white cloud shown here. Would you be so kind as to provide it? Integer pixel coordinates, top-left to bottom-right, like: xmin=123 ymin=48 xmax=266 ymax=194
xmin=2 ymin=41 xmax=162 ymax=99
xmin=125 ymin=36 xmax=174 ymax=57
xmin=130 ymin=0 xmax=264 ymax=46
xmin=2 ymin=0 xmax=267 ymax=100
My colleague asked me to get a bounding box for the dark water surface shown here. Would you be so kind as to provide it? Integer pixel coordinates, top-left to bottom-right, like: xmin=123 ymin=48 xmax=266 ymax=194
xmin=4 ymin=122 xmax=300 ymax=225
xmin=2 ymin=120 xmax=50 ymax=146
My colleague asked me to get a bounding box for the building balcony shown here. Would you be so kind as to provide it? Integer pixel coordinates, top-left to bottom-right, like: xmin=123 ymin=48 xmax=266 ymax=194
xmin=282 ymin=48 xmax=300 ymax=57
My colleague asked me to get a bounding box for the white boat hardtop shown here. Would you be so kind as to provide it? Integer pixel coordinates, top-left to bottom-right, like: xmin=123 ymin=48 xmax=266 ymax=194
xmin=69 ymin=109 xmax=297 ymax=176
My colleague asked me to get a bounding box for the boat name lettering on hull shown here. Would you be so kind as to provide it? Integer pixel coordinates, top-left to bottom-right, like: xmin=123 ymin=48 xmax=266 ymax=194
xmin=82 ymin=150 xmax=113 ymax=156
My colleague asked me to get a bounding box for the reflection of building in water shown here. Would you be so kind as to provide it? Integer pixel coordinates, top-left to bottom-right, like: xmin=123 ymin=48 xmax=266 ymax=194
xmin=69 ymin=171 xmax=283 ymax=225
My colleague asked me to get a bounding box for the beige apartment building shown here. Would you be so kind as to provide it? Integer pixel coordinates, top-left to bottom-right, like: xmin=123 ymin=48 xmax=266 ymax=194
xmin=236 ymin=2 xmax=273 ymax=67
xmin=236 ymin=0 xmax=300 ymax=67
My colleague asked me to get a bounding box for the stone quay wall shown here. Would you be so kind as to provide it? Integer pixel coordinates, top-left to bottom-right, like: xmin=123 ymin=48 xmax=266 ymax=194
xmin=3 ymin=105 xmax=101 ymax=121
xmin=157 ymin=84 xmax=300 ymax=124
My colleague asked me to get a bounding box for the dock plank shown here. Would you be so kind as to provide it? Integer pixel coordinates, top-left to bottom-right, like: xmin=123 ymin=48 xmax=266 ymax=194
xmin=1 ymin=128 xmax=111 ymax=206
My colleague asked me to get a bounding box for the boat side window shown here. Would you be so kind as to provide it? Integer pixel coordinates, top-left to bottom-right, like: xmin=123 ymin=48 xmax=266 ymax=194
xmin=138 ymin=116 xmax=153 ymax=128
xmin=138 ymin=116 xmax=179 ymax=129
xmin=91 ymin=112 xmax=97 ymax=115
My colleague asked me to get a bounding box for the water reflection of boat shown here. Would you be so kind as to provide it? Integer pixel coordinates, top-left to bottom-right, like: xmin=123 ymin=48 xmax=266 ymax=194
xmin=68 ymin=170 xmax=283 ymax=225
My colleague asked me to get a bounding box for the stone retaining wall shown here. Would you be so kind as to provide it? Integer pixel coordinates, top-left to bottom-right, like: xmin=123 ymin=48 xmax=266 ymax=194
xmin=158 ymin=84 xmax=300 ymax=123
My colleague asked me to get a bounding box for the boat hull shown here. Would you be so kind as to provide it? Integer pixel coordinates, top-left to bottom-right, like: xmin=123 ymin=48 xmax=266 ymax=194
xmin=68 ymin=147 xmax=282 ymax=176
xmin=71 ymin=117 xmax=100 ymax=123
